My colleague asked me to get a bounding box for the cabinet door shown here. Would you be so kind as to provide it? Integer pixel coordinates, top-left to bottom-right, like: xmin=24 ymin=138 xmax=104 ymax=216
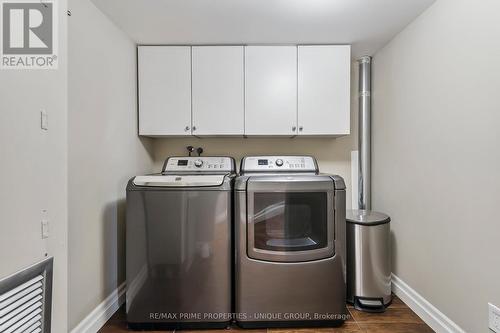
xmin=138 ymin=46 xmax=191 ymax=136
xmin=192 ymin=46 xmax=244 ymax=135
xmin=298 ymin=45 xmax=350 ymax=135
xmin=245 ymin=46 xmax=297 ymax=136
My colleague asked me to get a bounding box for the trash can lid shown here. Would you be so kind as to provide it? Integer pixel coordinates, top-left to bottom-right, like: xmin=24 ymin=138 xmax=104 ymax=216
xmin=346 ymin=209 xmax=391 ymax=226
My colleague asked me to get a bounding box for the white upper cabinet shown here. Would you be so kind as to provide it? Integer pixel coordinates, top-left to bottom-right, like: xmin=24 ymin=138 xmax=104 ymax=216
xmin=245 ymin=46 xmax=298 ymax=136
xmin=298 ymin=45 xmax=351 ymax=135
xmin=137 ymin=45 xmax=350 ymax=137
xmin=192 ymin=46 xmax=244 ymax=135
xmin=138 ymin=46 xmax=191 ymax=136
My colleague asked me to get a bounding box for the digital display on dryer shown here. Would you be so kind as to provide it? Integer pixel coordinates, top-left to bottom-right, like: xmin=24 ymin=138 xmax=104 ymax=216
xmin=258 ymin=159 xmax=268 ymax=165
xmin=177 ymin=160 xmax=188 ymax=166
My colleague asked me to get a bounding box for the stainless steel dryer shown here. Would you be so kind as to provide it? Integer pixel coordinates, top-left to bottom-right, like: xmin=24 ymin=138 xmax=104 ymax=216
xmin=235 ymin=156 xmax=347 ymax=328
xmin=126 ymin=156 xmax=235 ymax=330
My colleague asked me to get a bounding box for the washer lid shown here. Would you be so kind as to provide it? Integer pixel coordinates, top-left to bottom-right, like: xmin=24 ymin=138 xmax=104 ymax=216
xmin=346 ymin=209 xmax=391 ymax=226
xmin=133 ymin=175 xmax=226 ymax=187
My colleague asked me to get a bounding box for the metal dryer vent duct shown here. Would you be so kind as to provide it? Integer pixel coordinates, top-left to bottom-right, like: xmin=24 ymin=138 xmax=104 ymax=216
xmin=358 ymin=56 xmax=371 ymax=210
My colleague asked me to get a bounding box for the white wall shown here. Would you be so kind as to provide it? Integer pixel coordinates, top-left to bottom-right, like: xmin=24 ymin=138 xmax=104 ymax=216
xmin=67 ymin=0 xmax=154 ymax=329
xmin=153 ymin=62 xmax=359 ymax=208
xmin=372 ymin=0 xmax=500 ymax=332
xmin=0 ymin=2 xmax=68 ymax=332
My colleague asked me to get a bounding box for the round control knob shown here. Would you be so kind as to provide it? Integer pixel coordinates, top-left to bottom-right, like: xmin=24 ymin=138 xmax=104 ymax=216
xmin=275 ymin=159 xmax=284 ymax=167
xmin=194 ymin=159 xmax=203 ymax=168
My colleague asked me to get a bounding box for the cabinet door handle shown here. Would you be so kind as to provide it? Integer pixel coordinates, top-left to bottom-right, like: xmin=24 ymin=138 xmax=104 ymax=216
xmin=184 ymin=126 xmax=190 ymax=131
xmin=192 ymin=126 xmax=197 ymax=131
xmin=292 ymin=126 xmax=296 ymax=132
xmin=299 ymin=126 xmax=303 ymax=131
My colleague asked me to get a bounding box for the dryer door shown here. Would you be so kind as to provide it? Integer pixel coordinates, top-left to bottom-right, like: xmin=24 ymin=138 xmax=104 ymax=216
xmin=246 ymin=175 xmax=335 ymax=262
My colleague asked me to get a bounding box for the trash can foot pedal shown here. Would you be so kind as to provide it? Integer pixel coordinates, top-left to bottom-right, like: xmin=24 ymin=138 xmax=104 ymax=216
xmin=354 ymin=297 xmax=386 ymax=313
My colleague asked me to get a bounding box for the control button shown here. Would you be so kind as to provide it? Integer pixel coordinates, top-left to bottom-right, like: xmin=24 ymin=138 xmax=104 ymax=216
xmin=275 ymin=159 xmax=284 ymax=167
xmin=194 ymin=159 xmax=203 ymax=168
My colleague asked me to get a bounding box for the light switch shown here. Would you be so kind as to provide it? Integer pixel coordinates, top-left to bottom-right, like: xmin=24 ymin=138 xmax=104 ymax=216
xmin=41 ymin=109 xmax=48 ymax=130
xmin=41 ymin=219 xmax=49 ymax=239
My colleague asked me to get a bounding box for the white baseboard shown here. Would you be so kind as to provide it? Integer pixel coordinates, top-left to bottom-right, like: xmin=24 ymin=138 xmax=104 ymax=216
xmin=392 ymin=274 xmax=465 ymax=333
xmin=71 ymin=282 xmax=126 ymax=333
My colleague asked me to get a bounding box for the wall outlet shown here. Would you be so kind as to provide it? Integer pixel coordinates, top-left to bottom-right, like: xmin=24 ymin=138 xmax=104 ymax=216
xmin=490 ymin=303 xmax=500 ymax=333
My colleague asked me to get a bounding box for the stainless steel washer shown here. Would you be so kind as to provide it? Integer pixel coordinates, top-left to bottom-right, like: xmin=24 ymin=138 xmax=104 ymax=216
xmin=126 ymin=156 xmax=235 ymax=330
xmin=234 ymin=156 xmax=348 ymax=328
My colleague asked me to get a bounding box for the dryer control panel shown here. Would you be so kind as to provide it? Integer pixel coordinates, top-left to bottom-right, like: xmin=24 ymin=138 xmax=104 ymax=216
xmin=241 ymin=156 xmax=318 ymax=173
xmin=163 ymin=156 xmax=235 ymax=173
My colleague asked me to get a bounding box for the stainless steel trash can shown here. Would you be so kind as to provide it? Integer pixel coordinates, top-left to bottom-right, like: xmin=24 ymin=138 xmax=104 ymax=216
xmin=346 ymin=209 xmax=391 ymax=312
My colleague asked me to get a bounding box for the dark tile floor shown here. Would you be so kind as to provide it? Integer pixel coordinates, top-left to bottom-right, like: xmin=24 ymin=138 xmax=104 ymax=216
xmin=99 ymin=296 xmax=434 ymax=333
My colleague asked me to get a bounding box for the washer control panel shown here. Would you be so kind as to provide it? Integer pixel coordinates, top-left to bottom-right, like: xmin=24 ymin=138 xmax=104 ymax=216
xmin=163 ymin=157 xmax=235 ymax=173
xmin=241 ymin=156 xmax=318 ymax=173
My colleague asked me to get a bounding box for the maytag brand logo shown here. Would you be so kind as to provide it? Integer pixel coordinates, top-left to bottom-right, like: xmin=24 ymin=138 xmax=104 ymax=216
xmin=1 ymin=0 xmax=58 ymax=69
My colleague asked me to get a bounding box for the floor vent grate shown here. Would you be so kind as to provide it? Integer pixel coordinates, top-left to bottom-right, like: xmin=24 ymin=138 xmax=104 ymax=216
xmin=0 ymin=257 xmax=53 ymax=333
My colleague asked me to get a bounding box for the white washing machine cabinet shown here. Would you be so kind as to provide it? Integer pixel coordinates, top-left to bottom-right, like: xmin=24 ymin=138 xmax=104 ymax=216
xmin=234 ymin=156 xmax=348 ymax=328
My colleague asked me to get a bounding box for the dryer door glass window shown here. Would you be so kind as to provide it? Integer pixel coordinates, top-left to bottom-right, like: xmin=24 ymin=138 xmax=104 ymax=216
xmin=253 ymin=192 xmax=328 ymax=252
